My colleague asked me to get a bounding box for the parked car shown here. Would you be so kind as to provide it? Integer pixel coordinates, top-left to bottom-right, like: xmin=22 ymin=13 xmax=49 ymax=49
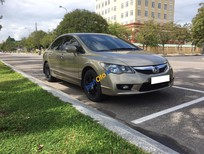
xmin=43 ymin=33 xmax=174 ymax=101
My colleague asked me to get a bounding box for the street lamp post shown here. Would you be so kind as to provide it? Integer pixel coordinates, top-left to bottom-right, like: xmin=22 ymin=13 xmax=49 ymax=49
xmin=59 ymin=5 xmax=67 ymax=14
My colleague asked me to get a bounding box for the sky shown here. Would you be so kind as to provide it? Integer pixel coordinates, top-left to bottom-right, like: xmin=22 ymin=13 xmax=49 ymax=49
xmin=0 ymin=0 xmax=203 ymax=42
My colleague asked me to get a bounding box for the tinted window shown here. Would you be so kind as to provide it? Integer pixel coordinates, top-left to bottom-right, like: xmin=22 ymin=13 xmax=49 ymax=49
xmin=62 ymin=36 xmax=84 ymax=53
xmin=50 ymin=37 xmax=63 ymax=50
xmin=78 ymin=34 xmax=139 ymax=52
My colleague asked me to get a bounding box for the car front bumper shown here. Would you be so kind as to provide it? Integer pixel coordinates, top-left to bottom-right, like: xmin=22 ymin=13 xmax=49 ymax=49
xmin=100 ymin=68 xmax=174 ymax=96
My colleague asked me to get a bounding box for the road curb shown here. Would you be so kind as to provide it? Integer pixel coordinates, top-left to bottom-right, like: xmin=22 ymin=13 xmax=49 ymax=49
xmin=2 ymin=60 xmax=179 ymax=154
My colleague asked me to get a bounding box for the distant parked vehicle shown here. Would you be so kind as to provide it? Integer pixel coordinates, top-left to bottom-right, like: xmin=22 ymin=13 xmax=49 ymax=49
xmin=43 ymin=33 xmax=174 ymax=101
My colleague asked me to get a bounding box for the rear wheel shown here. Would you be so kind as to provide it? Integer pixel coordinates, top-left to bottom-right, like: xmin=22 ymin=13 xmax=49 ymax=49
xmin=44 ymin=62 xmax=55 ymax=82
xmin=83 ymin=69 xmax=104 ymax=102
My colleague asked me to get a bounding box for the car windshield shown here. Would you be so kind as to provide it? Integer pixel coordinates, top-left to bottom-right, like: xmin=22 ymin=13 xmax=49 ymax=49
xmin=77 ymin=34 xmax=140 ymax=52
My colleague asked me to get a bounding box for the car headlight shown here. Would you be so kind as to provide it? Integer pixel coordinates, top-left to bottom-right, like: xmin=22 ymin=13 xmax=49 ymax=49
xmin=101 ymin=63 xmax=135 ymax=74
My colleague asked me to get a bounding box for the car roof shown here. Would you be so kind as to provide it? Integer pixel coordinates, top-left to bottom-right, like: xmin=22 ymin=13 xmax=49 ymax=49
xmin=61 ymin=33 xmax=114 ymax=37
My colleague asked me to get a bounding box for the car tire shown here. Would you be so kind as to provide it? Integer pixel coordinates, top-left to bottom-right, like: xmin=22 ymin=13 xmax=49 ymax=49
xmin=44 ymin=62 xmax=56 ymax=82
xmin=83 ymin=69 xmax=104 ymax=102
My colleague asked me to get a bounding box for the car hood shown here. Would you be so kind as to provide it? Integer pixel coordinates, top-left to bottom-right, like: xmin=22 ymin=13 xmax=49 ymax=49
xmin=95 ymin=50 xmax=167 ymax=66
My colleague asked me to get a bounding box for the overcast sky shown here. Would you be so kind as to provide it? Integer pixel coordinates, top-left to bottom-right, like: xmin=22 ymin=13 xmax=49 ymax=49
xmin=0 ymin=0 xmax=203 ymax=42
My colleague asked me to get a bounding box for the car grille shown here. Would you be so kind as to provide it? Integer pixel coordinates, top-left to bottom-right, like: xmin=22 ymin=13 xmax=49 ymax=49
xmin=139 ymin=82 xmax=170 ymax=92
xmin=133 ymin=63 xmax=168 ymax=74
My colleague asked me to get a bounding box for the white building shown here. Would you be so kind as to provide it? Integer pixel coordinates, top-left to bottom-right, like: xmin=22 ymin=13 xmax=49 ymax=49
xmin=95 ymin=0 xmax=175 ymax=25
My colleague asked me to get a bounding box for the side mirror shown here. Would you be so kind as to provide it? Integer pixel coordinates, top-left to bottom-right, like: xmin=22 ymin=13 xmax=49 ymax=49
xmin=65 ymin=45 xmax=77 ymax=53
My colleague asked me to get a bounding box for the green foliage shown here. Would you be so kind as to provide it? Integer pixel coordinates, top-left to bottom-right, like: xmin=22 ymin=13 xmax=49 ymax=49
xmin=26 ymin=30 xmax=47 ymax=49
xmin=175 ymin=23 xmax=191 ymax=44
xmin=0 ymin=62 xmax=146 ymax=154
xmin=1 ymin=36 xmax=16 ymax=51
xmin=0 ymin=0 xmax=5 ymax=5
xmin=137 ymin=21 xmax=159 ymax=49
xmin=108 ymin=22 xmax=131 ymax=39
xmin=55 ymin=9 xmax=108 ymax=35
xmin=41 ymin=32 xmax=57 ymax=48
xmin=157 ymin=22 xmax=176 ymax=54
xmin=0 ymin=0 xmax=4 ymax=30
xmin=191 ymin=3 xmax=204 ymax=47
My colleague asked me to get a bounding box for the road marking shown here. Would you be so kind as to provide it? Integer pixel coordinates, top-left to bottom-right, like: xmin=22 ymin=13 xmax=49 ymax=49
xmin=131 ymin=97 xmax=204 ymax=124
xmin=173 ymin=86 xmax=204 ymax=94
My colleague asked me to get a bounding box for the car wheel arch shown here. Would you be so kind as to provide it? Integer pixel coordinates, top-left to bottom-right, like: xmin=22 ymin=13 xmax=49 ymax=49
xmin=43 ymin=61 xmax=48 ymax=73
xmin=81 ymin=66 xmax=98 ymax=88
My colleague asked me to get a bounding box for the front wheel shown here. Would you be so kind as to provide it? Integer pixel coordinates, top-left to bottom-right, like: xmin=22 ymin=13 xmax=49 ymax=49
xmin=83 ymin=69 xmax=104 ymax=102
xmin=44 ymin=62 xmax=55 ymax=82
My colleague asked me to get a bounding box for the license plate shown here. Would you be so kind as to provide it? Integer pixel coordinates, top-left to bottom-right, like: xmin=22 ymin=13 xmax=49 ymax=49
xmin=151 ymin=75 xmax=170 ymax=85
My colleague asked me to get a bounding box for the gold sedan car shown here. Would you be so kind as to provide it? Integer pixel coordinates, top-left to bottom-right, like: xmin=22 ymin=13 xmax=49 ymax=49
xmin=43 ymin=33 xmax=174 ymax=101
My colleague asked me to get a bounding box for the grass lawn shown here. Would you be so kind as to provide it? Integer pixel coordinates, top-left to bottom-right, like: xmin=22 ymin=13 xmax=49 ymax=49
xmin=0 ymin=62 xmax=146 ymax=154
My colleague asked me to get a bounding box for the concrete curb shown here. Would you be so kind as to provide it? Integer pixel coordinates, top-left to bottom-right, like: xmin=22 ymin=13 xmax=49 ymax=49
xmin=2 ymin=60 xmax=179 ymax=154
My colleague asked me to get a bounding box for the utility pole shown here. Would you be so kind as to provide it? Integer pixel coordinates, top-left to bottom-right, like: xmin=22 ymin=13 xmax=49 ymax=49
xmin=35 ymin=22 xmax=37 ymax=32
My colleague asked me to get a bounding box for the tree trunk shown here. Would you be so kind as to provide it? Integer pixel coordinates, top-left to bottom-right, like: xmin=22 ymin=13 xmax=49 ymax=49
xmin=162 ymin=44 xmax=165 ymax=55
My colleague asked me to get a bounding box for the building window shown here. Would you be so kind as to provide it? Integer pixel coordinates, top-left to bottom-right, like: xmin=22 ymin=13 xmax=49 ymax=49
xmin=121 ymin=13 xmax=124 ymax=18
xmin=126 ymin=1 xmax=129 ymax=7
xmin=151 ymin=12 xmax=155 ymax=18
xmin=130 ymin=10 xmax=133 ymax=16
xmin=169 ymin=5 xmax=173 ymax=10
xmin=152 ymin=2 xmax=155 ymax=8
xmin=121 ymin=3 xmax=124 ymax=9
xmin=114 ymin=6 xmax=116 ymax=11
xmin=145 ymin=0 xmax=148 ymax=7
xmin=114 ymin=0 xmax=116 ymax=2
xmin=105 ymin=9 xmax=107 ymax=14
xmin=102 ymin=11 xmax=104 ymax=15
xmin=138 ymin=0 xmax=141 ymax=5
xmin=102 ymin=2 xmax=104 ymax=7
xmin=138 ymin=10 xmax=141 ymax=16
xmin=164 ymin=4 xmax=167 ymax=10
xmin=125 ymin=11 xmax=128 ymax=17
xmin=114 ymin=15 xmax=116 ymax=20
xmin=158 ymin=3 xmax=161 ymax=9
xmin=145 ymin=11 xmax=148 ymax=17
xmin=98 ymin=4 xmax=100 ymax=9
xmin=158 ymin=13 xmax=161 ymax=19
xmin=105 ymin=1 xmax=107 ymax=6
xmin=108 ymin=0 xmax=110 ymax=5
xmin=164 ymin=14 xmax=167 ymax=19
xmin=108 ymin=8 xmax=110 ymax=13
xmin=130 ymin=0 xmax=133 ymax=5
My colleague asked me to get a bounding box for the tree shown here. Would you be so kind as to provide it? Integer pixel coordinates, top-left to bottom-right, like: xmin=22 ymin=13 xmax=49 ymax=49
xmin=108 ymin=23 xmax=131 ymax=40
xmin=55 ymin=9 xmax=108 ymax=35
xmin=0 ymin=0 xmax=5 ymax=5
xmin=175 ymin=23 xmax=191 ymax=46
xmin=1 ymin=36 xmax=16 ymax=51
xmin=41 ymin=32 xmax=57 ymax=48
xmin=137 ymin=21 xmax=159 ymax=49
xmin=26 ymin=30 xmax=47 ymax=49
xmin=158 ymin=22 xmax=175 ymax=54
xmin=0 ymin=0 xmax=4 ymax=30
xmin=191 ymin=3 xmax=204 ymax=47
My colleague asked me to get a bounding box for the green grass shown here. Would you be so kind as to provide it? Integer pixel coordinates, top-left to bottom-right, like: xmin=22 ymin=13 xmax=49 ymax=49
xmin=0 ymin=62 xmax=146 ymax=154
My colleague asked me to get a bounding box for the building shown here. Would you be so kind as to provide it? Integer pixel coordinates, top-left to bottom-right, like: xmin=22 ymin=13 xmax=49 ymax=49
xmin=95 ymin=0 xmax=175 ymax=25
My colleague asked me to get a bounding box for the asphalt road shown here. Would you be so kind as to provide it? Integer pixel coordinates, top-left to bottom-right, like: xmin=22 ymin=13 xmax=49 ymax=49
xmin=1 ymin=53 xmax=204 ymax=154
